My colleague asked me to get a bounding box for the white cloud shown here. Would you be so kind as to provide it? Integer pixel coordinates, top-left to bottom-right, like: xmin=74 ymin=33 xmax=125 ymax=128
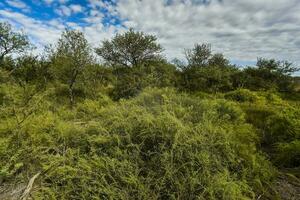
xmin=83 ymin=9 xmax=104 ymax=24
xmin=48 ymin=19 xmax=65 ymax=29
xmin=88 ymin=0 xmax=105 ymax=9
xmin=88 ymin=0 xmax=118 ymax=15
xmin=5 ymin=0 xmax=30 ymax=12
xmin=70 ymin=4 xmax=83 ymax=13
xmin=0 ymin=8 xmax=123 ymax=55
xmin=115 ymin=0 xmax=300 ymax=64
xmin=55 ymin=4 xmax=84 ymax=16
xmin=0 ymin=9 xmax=63 ymax=45
xmin=55 ymin=5 xmax=71 ymax=16
xmin=43 ymin=0 xmax=69 ymax=5
xmin=83 ymin=15 xmax=103 ymax=24
xmin=1 ymin=0 xmax=300 ymax=68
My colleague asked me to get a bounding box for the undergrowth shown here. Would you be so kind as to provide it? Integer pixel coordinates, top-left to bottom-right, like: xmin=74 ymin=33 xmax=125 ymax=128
xmin=0 ymin=87 xmax=277 ymax=199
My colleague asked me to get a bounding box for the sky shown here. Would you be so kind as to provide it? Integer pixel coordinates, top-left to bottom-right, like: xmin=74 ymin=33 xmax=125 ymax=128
xmin=0 ymin=0 xmax=300 ymax=73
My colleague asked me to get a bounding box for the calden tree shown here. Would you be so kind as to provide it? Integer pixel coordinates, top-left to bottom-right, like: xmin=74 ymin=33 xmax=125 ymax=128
xmin=185 ymin=43 xmax=212 ymax=67
xmin=0 ymin=22 xmax=30 ymax=64
xmin=50 ymin=29 xmax=93 ymax=106
xmin=181 ymin=43 xmax=236 ymax=92
xmin=95 ymin=28 xmax=163 ymax=67
xmin=95 ymin=29 xmax=164 ymax=99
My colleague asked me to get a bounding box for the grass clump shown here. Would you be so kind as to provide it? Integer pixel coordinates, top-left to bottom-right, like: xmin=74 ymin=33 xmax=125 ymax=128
xmin=240 ymin=92 xmax=300 ymax=169
xmin=224 ymin=89 xmax=262 ymax=103
xmin=0 ymin=88 xmax=275 ymax=199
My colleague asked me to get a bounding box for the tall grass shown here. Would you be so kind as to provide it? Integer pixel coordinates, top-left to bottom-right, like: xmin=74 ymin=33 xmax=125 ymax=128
xmin=0 ymin=88 xmax=276 ymax=199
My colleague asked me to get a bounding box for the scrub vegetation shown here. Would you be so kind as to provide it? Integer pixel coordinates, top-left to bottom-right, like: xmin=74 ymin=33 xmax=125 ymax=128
xmin=0 ymin=22 xmax=299 ymax=199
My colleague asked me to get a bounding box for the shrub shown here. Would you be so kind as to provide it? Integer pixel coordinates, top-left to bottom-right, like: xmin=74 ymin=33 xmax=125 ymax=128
xmin=0 ymin=87 xmax=5 ymax=105
xmin=224 ymin=89 xmax=261 ymax=103
xmin=275 ymin=140 xmax=300 ymax=167
xmin=242 ymin=96 xmax=300 ymax=168
xmin=0 ymin=88 xmax=275 ymax=199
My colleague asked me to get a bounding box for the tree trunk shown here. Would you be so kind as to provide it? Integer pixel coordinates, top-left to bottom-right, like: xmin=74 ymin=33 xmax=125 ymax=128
xmin=69 ymin=85 xmax=74 ymax=108
xmin=0 ymin=54 xmax=5 ymax=66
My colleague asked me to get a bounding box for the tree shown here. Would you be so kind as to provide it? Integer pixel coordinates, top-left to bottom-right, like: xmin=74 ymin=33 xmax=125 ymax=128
xmin=0 ymin=22 xmax=30 ymax=64
xmin=11 ymin=55 xmax=51 ymax=90
xmin=82 ymin=64 xmax=115 ymax=99
xmin=257 ymin=58 xmax=299 ymax=75
xmin=237 ymin=58 xmax=300 ymax=91
xmin=110 ymin=59 xmax=178 ymax=100
xmin=95 ymin=28 xmax=163 ymax=67
xmin=50 ymin=29 xmax=93 ymax=106
xmin=180 ymin=43 xmax=235 ymax=92
xmin=185 ymin=43 xmax=211 ymax=67
xmin=208 ymin=53 xmax=230 ymax=67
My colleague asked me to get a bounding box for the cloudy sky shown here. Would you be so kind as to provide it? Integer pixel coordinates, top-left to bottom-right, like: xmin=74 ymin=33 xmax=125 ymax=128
xmin=0 ymin=0 xmax=300 ymax=72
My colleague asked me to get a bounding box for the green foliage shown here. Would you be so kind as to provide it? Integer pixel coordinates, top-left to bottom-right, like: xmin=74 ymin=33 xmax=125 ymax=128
xmin=49 ymin=29 xmax=93 ymax=106
xmin=240 ymin=93 xmax=300 ymax=168
xmin=110 ymin=66 xmax=145 ymax=100
xmin=276 ymin=140 xmax=300 ymax=167
xmin=233 ymin=58 xmax=299 ymax=92
xmin=1 ymin=21 xmax=300 ymax=199
xmin=185 ymin=43 xmax=212 ymax=67
xmin=110 ymin=61 xmax=177 ymax=100
xmin=0 ymin=56 xmax=15 ymax=72
xmin=257 ymin=58 xmax=299 ymax=75
xmin=96 ymin=28 xmax=162 ymax=67
xmin=180 ymin=43 xmax=237 ymax=93
xmin=0 ymin=88 xmax=275 ymax=199
xmin=11 ymin=55 xmax=51 ymax=90
xmin=224 ymin=89 xmax=261 ymax=103
xmin=0 ymin=22 xmax=30 ymax=63
xmin=82 ymin=64 xmax=115 ymax=98
xmin=181 ymin=65 xmax=236 ymax=93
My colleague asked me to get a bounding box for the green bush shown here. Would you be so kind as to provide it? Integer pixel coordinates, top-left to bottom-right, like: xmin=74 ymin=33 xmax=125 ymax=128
xmin=241 ymin=95 xmax=300 ymax=168
xmin=275 ymin=140 xmax=300 ymax=167
xmin=263 ymin=91 xmax=282 ymax=103
xmin=0 ymin=87 xmax=5 ymax=105
xmin=1 ymin=22 xmax=299 ymax=199
xmin=0 ymin=88 xmax=275 ymax=199
xmin=224 ymin=89 xmax=261 ymax=103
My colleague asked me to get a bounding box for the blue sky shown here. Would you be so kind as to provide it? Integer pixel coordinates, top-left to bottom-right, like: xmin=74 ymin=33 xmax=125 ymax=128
xmin=0 ymin=0 xmax=300 ymax=74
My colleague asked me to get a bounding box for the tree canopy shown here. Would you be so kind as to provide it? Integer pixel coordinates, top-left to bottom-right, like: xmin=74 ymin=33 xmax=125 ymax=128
xmin=96 ymin=28 xmax=163 ymax=67
xmin=185 ymin=43 xmax=212 ymax=67
xmin=0 ymin=22 xmax=30 ymax=63
xmin=49 ymin=29 xmax=93 ymax=106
